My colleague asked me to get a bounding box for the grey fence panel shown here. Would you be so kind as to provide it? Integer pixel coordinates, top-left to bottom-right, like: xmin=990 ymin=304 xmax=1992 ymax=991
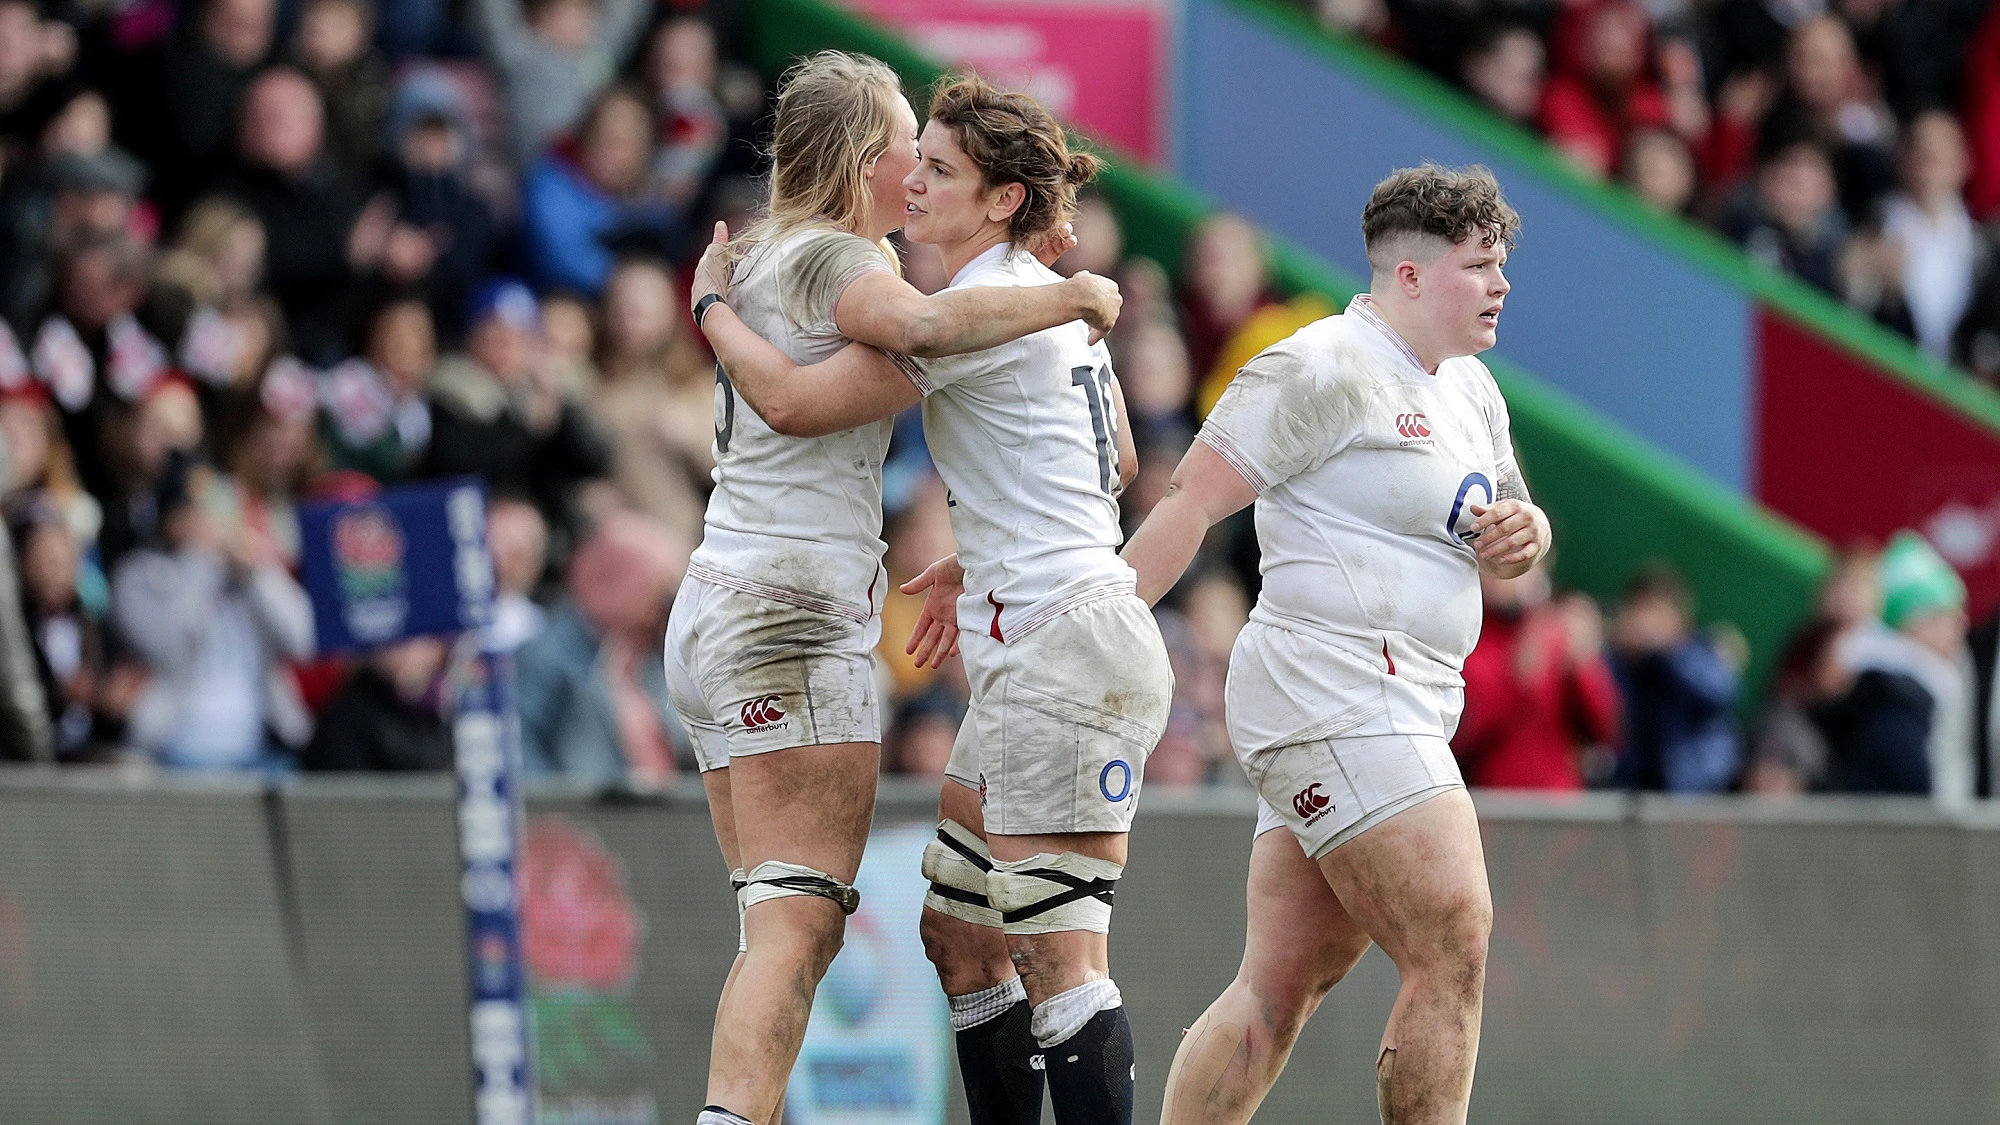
xmin=280 ymin=777 xmax=470 ymax=1125
xmin=0 ymin=773 xmax=335 ymax=1124
xmin=1 ymin=772 xmax=1996 ymax=1124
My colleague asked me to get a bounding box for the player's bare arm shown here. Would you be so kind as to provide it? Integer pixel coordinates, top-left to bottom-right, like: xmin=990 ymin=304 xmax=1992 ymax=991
xmin=691 ymin=220 xmax=1119 ymax=356
xmin=1122 ymin=440 xmax=1259 ymax=605
xmin=1465 ymin=460 xmax=1550 ymax=580
xmin=697 ymin=300 xmax=919 ymax=437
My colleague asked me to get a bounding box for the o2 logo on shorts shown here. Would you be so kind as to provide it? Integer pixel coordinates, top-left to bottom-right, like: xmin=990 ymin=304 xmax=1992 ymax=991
xmin=1446 ymin=472 xmax=1493 ymax=545
xmin=740 ymin=695 xmax=787 ymax=731
xmin=1099 ymin=760 xmax=1133 ymax=803
xmin=1292 ymin=782 xmax=1333 ymax=826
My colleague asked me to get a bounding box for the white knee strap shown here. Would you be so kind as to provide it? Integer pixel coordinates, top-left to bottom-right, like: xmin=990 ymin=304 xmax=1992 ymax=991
xmin=740 ymin=860 xmax=860 ymax=916
xmin=986 ymin=851 xmax=1122 ymax=935
xmin=921 ymin=819 xmax=1002 ymax=929
xmin=729 ymin=869 xmax=748 ymax=953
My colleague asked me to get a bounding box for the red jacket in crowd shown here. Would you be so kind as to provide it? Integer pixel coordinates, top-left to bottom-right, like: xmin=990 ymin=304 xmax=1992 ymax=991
xmin=1454 ymin=604 xmax=1624 ymax=790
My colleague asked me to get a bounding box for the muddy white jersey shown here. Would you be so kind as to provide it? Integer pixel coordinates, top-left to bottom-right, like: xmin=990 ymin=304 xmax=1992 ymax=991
xmin=900 ymin=243 xmax=1135 ymax=641
xmin=1196 ymin=294 xmax=1523 ymax=688
xmin=690 ymin=227 xmax=897 ymax=618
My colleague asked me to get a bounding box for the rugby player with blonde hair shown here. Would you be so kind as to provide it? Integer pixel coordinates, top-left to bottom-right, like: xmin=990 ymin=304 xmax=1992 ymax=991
xmin=693 ymin=73 xmax=1173 ymax=1125
xmin=665 ymin=51 xmax=1123 ymax=1125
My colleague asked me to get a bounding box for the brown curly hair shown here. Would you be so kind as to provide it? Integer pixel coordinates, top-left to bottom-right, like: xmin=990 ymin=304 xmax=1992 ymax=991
xmin=926 ymin=74 xmax=1102 ymax=242
xmin=1361 ymin=163 xmax=1520 ymax=276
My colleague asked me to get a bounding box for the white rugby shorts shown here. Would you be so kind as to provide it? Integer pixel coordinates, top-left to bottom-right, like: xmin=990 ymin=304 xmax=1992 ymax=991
xmin=1228 ymin=621 xmax=1465 ymax=858
xmin=664 ymin=574 xmax=883 ymax=771
xmin=945 ymin=591 xmax=1173 ymax=835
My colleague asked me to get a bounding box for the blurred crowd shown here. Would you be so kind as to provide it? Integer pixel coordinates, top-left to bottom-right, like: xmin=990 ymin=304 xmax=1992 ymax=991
xmin=0 ymin=0 xmax=1989 ymax=805
xmin=1297 ymin=0 xmax=2000 ymax=385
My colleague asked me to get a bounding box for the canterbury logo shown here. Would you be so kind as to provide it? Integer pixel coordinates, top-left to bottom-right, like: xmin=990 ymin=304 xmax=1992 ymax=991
xmin=740 ymin=695 xmax=787 ymax=731
xmin=1293 ymin=783 xmax=1331 ymax=822
xmin=1395 ymin=413 xmax=1431 ymax=439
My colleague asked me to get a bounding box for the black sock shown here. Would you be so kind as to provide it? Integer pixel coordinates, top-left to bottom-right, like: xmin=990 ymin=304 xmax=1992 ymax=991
xmin=955 ymin=998 xmax=1045 ymax=1125
xmin=1043 ymin=1006 xmax=1135 ymax=1125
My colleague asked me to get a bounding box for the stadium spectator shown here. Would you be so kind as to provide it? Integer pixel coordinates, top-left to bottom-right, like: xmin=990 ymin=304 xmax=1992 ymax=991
xmin=1538 ymin=0 xmax=1671 ymax=178
xmin=472 ymin=0 xmax=650 ymax=164
xmin=589 ymin=256 xmax=710 ymax=540
xmin=485 ymin=495 xmax=547 ymax=652
xmin=0 ymin=0 xmax=79 ymax=162
xmin=419 ymin=278 xmax=611 ymax=555
xmin=1114 ymin=318 xmax=1196 ymax=445
xmin=110 ymin=453 xmax=314 ymax=770
xmin=290 ymin=0 xmax=391 ymax=178
xmin=214 ymin=359 xmax=319 ymax=567
xmin=1837 ymin=530 xmax=1974 ymax=800
xmin=1054 ymin=192 xmax=1125 ymax=280
xmin=1623 ymin=127 xmax=1699 ymax=216
xmin=321 ymin=297 xmax=436 ymax=480
xmin=1456 ymin=566 xmax=1623 ymax=790
xmin=302 ymin=635 xmax=453 ymax=770
xmin=1723 ymin=139 xmax=1847 ymax=295
xmin=519 ymin=84 xmax=675 ymax=296
xmin=0 ymin=503 xmax=49 ymax=759
xmin=0 ymin=143 xmax=150 ymax=331
xmin=1178 ymin=212 xmax=1277 ymax=382
xmin=12 ymin=503 xmax=120 ymax=759
xmin=1745 ymin=617 xmax=1849 ymax=794
xmin=154 ymin=196 xmax=267 ymax=314
xmin=119 ymin=0 xmax=278 ymax=218
xmin=514 ymin=510 xmax=686 ymax=786
xmin=214 ymin=68 xmax=377 ymax=365
xmin=1878 ymin=112 xmax=1980 ymax=361
xmin=86 ymin=371 xmax=204 ymax=573
xmin=377 ymin=77 xmax=499 ymax=342
xmin=1759 ymin=15 xmax=1896 ymax=222
xmin=1608 ymin=565 xmax=1743 ymax=792
xmin=1459 ymin=21 xmax=1545 ymax=128
xmin=641 ymin=16 xmax=731 ymax=211
xmin=888 ymin=684 xmax=964 ymax=778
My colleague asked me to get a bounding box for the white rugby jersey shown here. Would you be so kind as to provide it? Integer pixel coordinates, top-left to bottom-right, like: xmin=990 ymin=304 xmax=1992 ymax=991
xmin=1197 ymin=294 xmax=1522 ymax=687
xmin=900 ymin=243 xmax=1135 ymax=642
xmin=688 ymin=228 xmax=897 ymax=620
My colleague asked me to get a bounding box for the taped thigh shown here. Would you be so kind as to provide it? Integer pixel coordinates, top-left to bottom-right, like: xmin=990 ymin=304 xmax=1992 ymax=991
xmin=740 ymin=859 xmax=860 ymax=916
xmin=920 ymin=819 xmax=1000 ymax=928
xmin=986 ymin=851 xmax=1122 ymax=935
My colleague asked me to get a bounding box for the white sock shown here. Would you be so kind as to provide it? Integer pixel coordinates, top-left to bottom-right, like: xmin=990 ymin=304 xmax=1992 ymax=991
xmin=948 ymin=976 xmax=1028 ymax=1032
xmin=696 ymin=1107 xmax=753 ymax=1125
xmin=1030 ymin=978 xmax=1123 ymax=1048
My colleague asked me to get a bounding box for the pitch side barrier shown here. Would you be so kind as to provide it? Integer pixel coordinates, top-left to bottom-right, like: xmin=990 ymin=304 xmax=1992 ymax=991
xmin=0 ymin=772 xmax=1995 ymax=1124
xmin=743 ymin=0 xmax=1829 ymax=703
xmin=1178 ymin=0 xmax=2000 ymax=619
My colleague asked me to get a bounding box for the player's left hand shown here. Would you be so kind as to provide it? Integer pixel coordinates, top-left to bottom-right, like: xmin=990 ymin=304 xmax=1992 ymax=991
xmin=1467 ymin=499 xmax=1550 ymax=577
xmin=1026 ymin=221 xmax=1077 ymax=268
xmin=691 ymin=220 xmax=732 ymax=312
xmin=901 ymin=553 xmax=965 ymax=668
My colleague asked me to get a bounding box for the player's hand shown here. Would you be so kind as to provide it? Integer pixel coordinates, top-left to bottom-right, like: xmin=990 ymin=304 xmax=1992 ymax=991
xmin=1027 ymin=221 xmax=1077 ymax=268
xmin=901 ymin=553 xmax=965 ymax=668
xmin=1066 ymin=271 xmax=1122 ymax=344
xmin=691 ymin=220 xmax=731 ymax=311
xmin=1467 ymin=499 xmax=1549 ymax=578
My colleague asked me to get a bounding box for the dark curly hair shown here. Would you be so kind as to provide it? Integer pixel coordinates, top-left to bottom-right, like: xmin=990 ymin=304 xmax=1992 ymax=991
xmin=926 ymin=73 xmax=1102 ymax=242
xmin=1361 ymin=163 xmax=1520 ymax=276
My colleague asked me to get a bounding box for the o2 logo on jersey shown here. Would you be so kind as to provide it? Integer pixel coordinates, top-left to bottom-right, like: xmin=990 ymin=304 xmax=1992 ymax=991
xmin=1099 ymin=759 xmax=1133 ymax=802
xmin=713 ymin=362 xmax=737 ymax=453
xmin=1446 ymin=472 xmax=1493 ymax=545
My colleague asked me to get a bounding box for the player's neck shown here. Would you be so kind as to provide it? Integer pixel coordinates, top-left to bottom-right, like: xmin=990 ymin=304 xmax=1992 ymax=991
xmin=939 ymin=228 xmax=1012 ymax=282
xmin=1366 ymin=289 xmax=1444 ymax=375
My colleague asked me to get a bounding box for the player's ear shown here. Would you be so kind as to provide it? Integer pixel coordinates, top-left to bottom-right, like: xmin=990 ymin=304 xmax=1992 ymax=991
xmin=1396 ymin=259 xmax=1423 ymax=299
xmin=987 ymin=181 xmax=1026 ymax=225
